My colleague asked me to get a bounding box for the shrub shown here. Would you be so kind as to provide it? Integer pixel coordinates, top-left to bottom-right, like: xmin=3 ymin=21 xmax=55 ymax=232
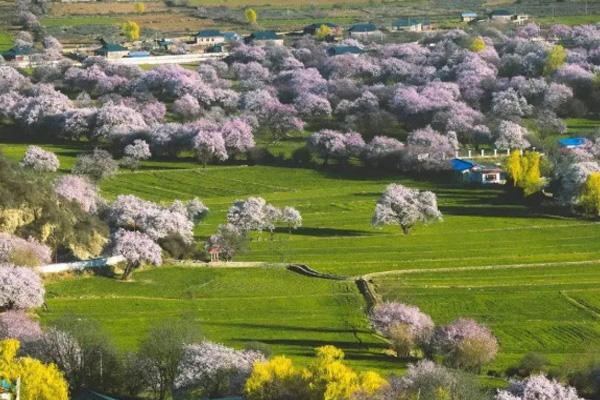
xmin=19 ymin=145 xmax=59 ymax=172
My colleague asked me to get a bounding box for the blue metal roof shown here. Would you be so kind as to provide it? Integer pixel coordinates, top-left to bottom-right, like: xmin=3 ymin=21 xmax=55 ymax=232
xmin=461 ymin=11 xmax=477 ymax=17
xmin=223 ymin=32 xmax=239 ymax=41
xmin=490 ymin=9 xmax=513 ymax=16
xmin=249 ymin=31 xmax=280 ymax=40
xmin=349 ymin=23 xmax=378 ymax=32
xmin=197 ymin=29 xmax=223 ymax=37
xmin=327 ymin=45 xmax=363 ymax=56
xmin=559 ymin=137 xmax=587 ymax=148
xmin=392 ymin=17 xmax=430 ymax=27
xmin=451 ymin=158 xmax=476 ymax=171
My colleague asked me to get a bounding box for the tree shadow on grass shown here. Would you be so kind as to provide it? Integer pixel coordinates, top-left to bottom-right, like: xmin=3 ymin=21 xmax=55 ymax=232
xmin=208 ymin=322 xmax=370 ymax=334
xmin=274 ymin=226 xmax=372 ymax=237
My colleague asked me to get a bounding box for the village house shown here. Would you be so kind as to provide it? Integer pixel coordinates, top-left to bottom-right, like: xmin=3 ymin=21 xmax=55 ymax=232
xmin=195 ymin=29 xmax=226 ymax=45
xmin=451 ymin=158 xmax=506 ymax=185
xmin=245 ymin=31 xmax=284 ymax=46
xmin=1 ymin=46 xmax=36 ymax=62
xmin=391 ymin=17 xmax=431 ymax=32
xmin=460 ymin=11 xmax=478 ymax=22
xmin=303 ymin=22 xmax=342 ymax=36
xmin=559 ymin=137 xmax=587 ymax=149
xmin=94 ymin=40 xmax=129 ymax=59
xmin=347 ymin=23 xmax=383 ymax=40
xmin=513 ymin=13 xmax=530 ymax=24
xmin=327 ymin=45 xmax=363 ymax=56
xmin=489 ymin=9 xmax=514 ymax=22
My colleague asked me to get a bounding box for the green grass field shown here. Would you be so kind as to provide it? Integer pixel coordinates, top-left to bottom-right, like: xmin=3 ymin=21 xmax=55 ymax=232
xmin=42 ymin=266 xmax=395 ymax=371
xmin=4 ymin=137 xmax=600 ymax=376
xmin=372 ymin=263 xmax=600 ymax=371
xmin=0 ymin=31 xmax=12 ymax=51
xmin=41 ymin=16 xmax=122 ymax=27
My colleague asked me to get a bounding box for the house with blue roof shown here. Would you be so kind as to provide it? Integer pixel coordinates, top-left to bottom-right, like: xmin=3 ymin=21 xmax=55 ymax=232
xmin=245 ymin=31 xmax=284 ymax=46
xmin=391 ymin=17 xmax=430 ymax=32
xmin=348 ymin=23 xmax=382 ymax=40
xmin=1 ymin=46 xmax=36 ymax=62
xmin=559 ymin=137 xmax=587 ymax=149
xmin=95 ymin=40 xmax=129 ymax=59
xmin=327 ymin=45 xmax=363 ymax=56
xmin=303 ymin=22 xmax=342 ymax=36
xmin=451 ymin=158 xmax=506 ymax=185
xmin=461 ymin=11 xmax=477 ymax=22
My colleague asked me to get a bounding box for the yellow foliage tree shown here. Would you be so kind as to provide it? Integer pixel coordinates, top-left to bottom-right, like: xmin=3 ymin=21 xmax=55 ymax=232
xmin=506 ymin=150 xmax=523 ymax=186
xmin=245 ymin=8 xmax=257 ymax=25
xmin=580 ymin=172 xmax=600 ymax=216
xmin=134 ymin=2 xmax=145 ymax=13
xmin=469 ymin=36 xmax=486 ymax=52
xmin=544 ymin=45 xmax=566 ymax=75
xmin=316 ymin=24 xmax=333 ymax=40
xmin=505 ymin=150 xmax=543 ymax=196
xmin=0 ymin=339 xmax=69 ymax=400
xmin=122 ymin=20 xmax=140 ymax=41
xmin=521 ymin=151 xmax=542 ymax=196
xmin=245 ymin=346 xmax=386 ymax=400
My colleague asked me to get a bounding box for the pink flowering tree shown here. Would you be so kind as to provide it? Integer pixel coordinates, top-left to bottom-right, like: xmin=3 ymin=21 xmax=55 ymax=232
xmin=364 ymin=136 xmax=405 ymax=166
xmin=280 ymin=206 xmax=302 ymax=233
xmin=372 ymin=184 xmax=442 ymax=235
xmin=0 ymin=310 xmax=43 ymax=344
xmin=308 ymin=130 xmax=346 ymax=165
xmin=110 ymin=229 xmax=163 ymax=280
xmin=107 ymin=195 xmax=200 ymax=244
xmin=369 ymin=302 xmax=434 ymax=357
xmin=495 ymin=375 xmax=583 ymax=400
xmin=405 ymin=126 xmax=457 ymax=172
xmin=93 ymin=102 xmax=148 ymax=141
xmin=19 ymin=145 xmax=59 ymax=172
xmin=0 ymin=233 xmax=52 ymax=267
xmin=494 ymin=120 xmax=530 ymax=150
xmin=221 ymin=118 xmax=255 ymax=156
xmin=174 ymin=341 xmax=264 ymax=398
xmin=0 ymin=265 xmax=45 ymax=310
xmin=54 ymin=175 xmax=102 ymax=214
xmin=173 ymin=94 xmax=202 ymax=121
xmin=122 ymin=139 xmax=152 ymax=170
xmin=432 ymin=318 xmax=498 ymax=372
xmin=295 ymin=93 xmax=332 ymax=121
xmin=193 ymin=130 xmax=228 ymax=167
xmin=72 ymin=149 xmax=119 ymax=181
xmin=205 ymin=223 xmax=248 ymax=261
xmin=227 ymin=197 xmax=281 ymax=233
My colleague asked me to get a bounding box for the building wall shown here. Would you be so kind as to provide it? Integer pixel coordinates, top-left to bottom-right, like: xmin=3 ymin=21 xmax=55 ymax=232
xmin=196 ymin=36 xmax=225 ymax=45
xmin=105 ymin=50 xmax=129 ymax=59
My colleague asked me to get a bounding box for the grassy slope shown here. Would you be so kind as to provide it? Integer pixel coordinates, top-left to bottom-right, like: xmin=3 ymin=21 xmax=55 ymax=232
xmin=43 ymin=266 xmax=394 ymax=371
xmin=4 ymin=138 xmax=600 ymax=374
xmin=373 ymin=263 xmax=600 ymax=371
xmin=0 ymin=31 xmax=12 ymax=51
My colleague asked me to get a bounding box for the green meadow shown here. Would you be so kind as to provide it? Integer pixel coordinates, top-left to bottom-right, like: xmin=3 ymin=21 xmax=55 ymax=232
xmin=3 ymin=138 xmax=600 ymax=375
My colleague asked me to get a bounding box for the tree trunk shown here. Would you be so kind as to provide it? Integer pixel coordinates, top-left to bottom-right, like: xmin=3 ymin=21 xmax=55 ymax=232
xmin=401 ymin=225 xmax=411 ymax=235
xmin=121 ymin=262 xmax=138 ymax=280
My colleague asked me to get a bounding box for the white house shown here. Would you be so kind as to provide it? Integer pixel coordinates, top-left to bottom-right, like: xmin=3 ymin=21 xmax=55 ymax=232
xmin=347 ymin=23 xmax=383 ymax=39
xmin=195 ymin=30 xmax=226 ymax=45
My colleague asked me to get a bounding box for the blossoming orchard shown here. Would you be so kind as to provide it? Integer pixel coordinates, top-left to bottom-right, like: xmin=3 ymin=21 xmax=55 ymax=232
xmin=2 ymin=1 xmax=600 ymax=398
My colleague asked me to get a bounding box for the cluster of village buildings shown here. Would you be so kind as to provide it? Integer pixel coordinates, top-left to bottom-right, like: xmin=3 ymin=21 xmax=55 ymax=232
xmin=2 ymin=9 xmax=530 ymax=62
